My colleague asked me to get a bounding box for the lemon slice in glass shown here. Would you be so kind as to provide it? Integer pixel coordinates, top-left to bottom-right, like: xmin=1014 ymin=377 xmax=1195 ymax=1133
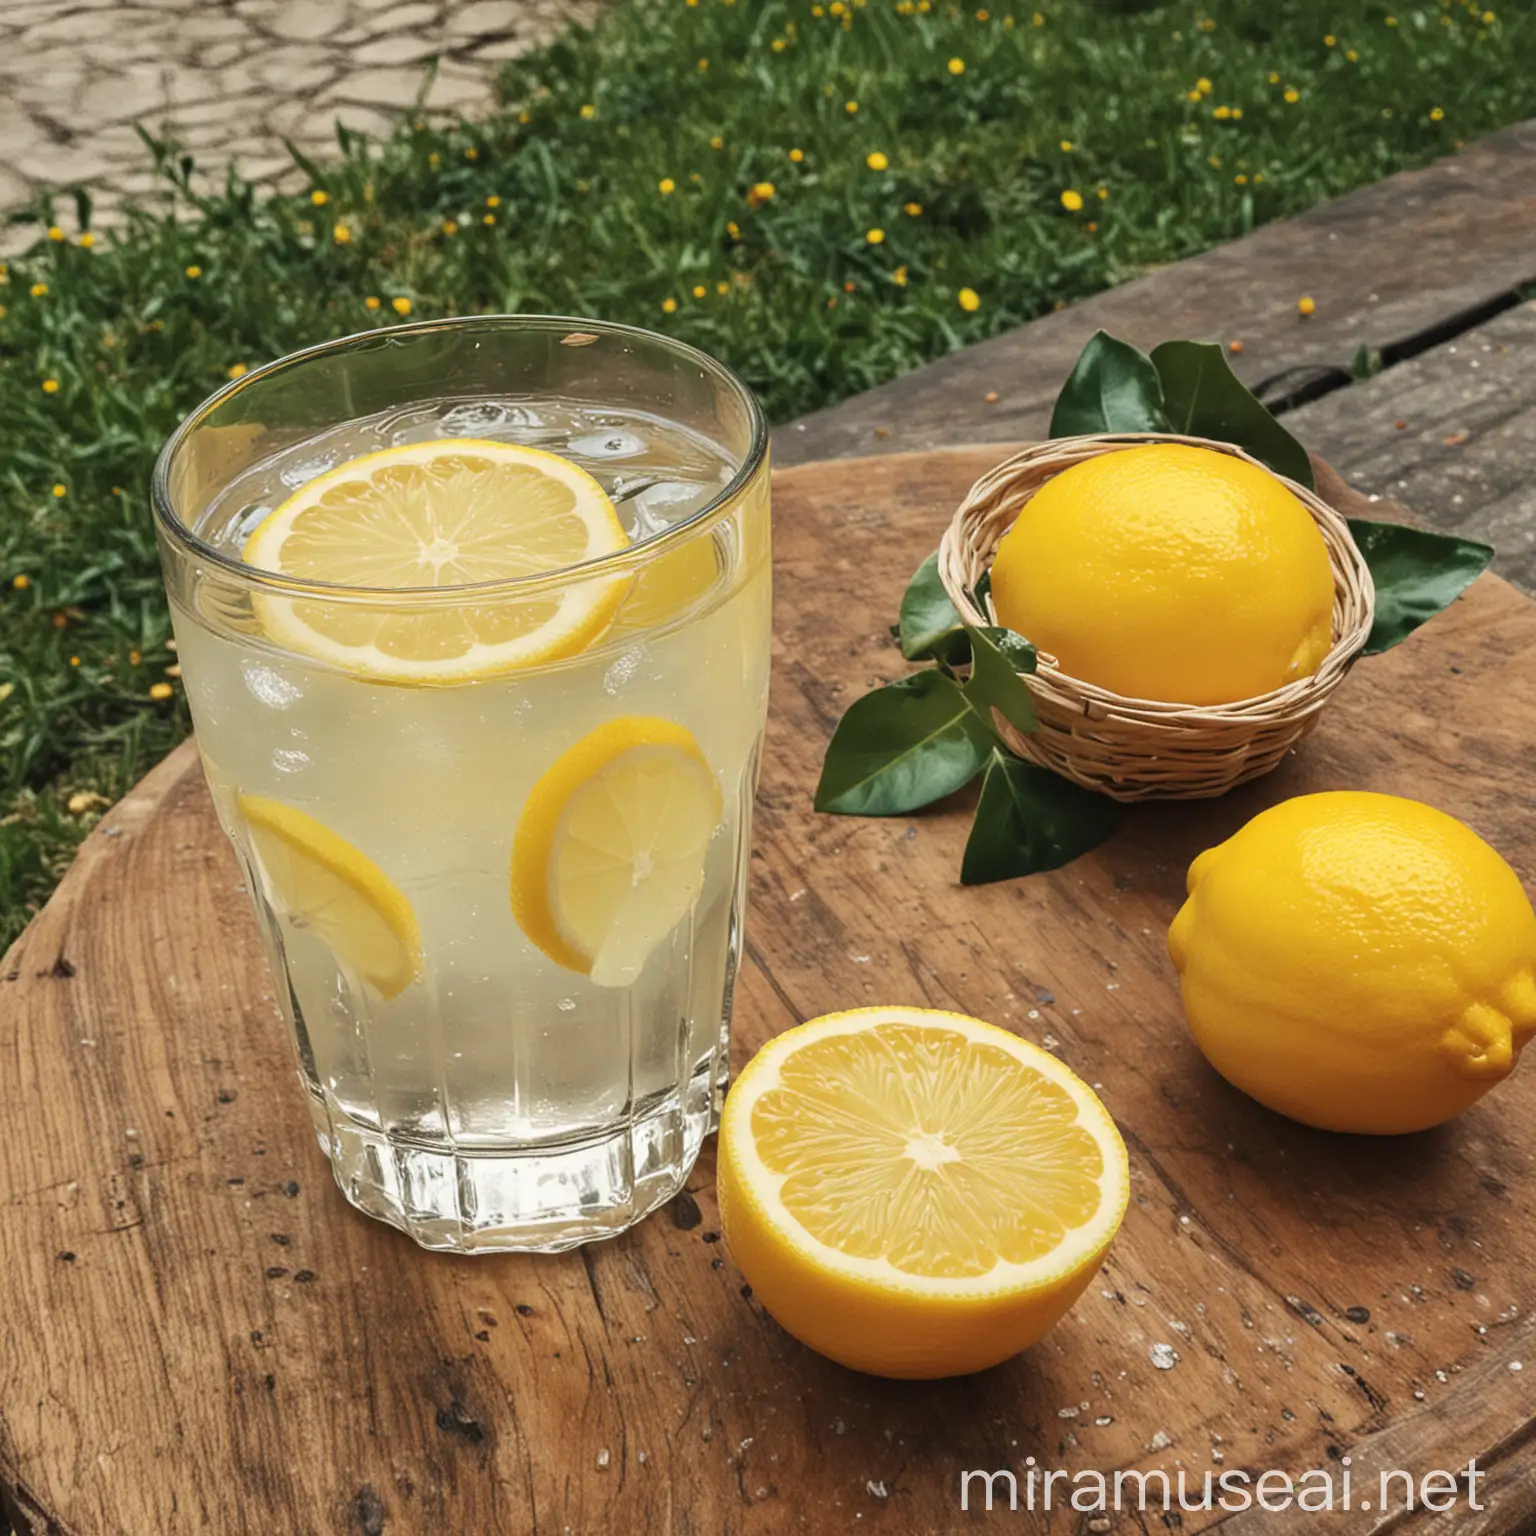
xmin=717 ymin=1006 xmax=1129 ymax=1378
xmin=510 ymin=716 xmax=722 ymax=987
xmin=239 ymin=793 xmax=422 ymax=999
xmin=243 ymin=439 xmax=630 ymax=683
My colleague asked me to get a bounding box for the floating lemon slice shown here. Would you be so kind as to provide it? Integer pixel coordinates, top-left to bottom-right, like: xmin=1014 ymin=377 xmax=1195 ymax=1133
xmin=717 ymin=1006 xmax=1129 ymax=1378
xmin=243 ymin=439 xmax=630 ymax=683
xmin=510 ymin=717 xmax=722 ymax=987
xmin=238 ymin=794 xmax=422 ymax=1000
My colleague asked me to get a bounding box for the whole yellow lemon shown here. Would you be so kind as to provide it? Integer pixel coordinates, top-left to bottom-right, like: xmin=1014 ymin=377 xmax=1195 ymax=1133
xmin=1168 ymin=791 xmax=1536 ymax=1134
xmin=989 ymin=443 xmax=1335 ymax=704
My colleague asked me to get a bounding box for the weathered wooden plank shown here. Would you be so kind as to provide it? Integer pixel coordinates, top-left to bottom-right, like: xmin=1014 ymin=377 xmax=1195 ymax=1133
xmin=778 ymin=121 xmax=1536 ymax=469
xmin=2 ymin=450 xmax=1533 ymax=1535
xmin=1287 ymin=302 xmax=1536 ymax=595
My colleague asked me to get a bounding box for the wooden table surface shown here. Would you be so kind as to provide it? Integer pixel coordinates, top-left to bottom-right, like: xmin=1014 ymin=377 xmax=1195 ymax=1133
xmin=3 ymin=446 xmax=1534 ymax=1536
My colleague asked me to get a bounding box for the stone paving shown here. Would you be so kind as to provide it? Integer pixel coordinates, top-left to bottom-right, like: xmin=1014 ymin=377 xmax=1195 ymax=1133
xmin=0 ymin=0 xmax=595 ymax=252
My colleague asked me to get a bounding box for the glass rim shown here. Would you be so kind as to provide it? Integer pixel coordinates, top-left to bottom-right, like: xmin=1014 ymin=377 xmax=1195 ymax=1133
xmin=150 ymin=313 xmax=769 ymax=602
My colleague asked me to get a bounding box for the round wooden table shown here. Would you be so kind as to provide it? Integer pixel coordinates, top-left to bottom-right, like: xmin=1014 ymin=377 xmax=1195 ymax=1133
xmin=4 ymin=449 xmax=1534 ymax=1535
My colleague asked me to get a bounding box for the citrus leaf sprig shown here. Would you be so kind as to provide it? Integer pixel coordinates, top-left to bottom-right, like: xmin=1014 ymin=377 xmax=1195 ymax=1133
xmin=815 ymin=329 xmax=1496 ymax=886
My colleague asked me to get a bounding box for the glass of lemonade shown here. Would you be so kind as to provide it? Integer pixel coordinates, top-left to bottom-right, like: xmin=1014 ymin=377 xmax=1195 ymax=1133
xmin=152 ymin=317 xmax=770 ymax=1252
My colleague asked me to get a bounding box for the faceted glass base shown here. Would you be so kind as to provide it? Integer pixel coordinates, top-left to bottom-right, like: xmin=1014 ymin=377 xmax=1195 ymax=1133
xmin=304 ymin=1055 xmax=725 ymax=1252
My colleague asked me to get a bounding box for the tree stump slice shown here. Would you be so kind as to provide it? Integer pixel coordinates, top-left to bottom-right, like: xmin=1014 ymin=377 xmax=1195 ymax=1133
xmin=3 ymin=449 xmax=1534 ymax=1536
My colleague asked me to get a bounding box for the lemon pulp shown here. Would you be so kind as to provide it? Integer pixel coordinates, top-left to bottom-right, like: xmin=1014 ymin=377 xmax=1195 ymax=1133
xmin=510 ymin=716 xmax=723 ymax=987
xmin=242 ymin=438 xmax=630 ymax=683
xmin=718 ymin=1007 xmax=1129 ymax=1377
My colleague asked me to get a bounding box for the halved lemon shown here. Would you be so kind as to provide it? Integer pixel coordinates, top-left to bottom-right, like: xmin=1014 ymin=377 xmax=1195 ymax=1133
xmin=238 ymin=794 xmax=422 ymax=1000
xmin=243 ymin=439 xmax=630 ymax=683
xmin=717 ymin=1007 xmax=1129 ymax=1378
xmin=510 ymin=716 xmax=722 ymax=987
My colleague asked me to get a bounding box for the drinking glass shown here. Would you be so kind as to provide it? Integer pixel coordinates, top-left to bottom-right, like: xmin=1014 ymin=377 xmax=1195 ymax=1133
xmin=153 ymin=317 xmax=770 ymax=1251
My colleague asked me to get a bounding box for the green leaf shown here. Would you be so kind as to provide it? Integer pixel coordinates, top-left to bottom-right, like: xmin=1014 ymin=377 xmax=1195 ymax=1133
xmin=1348 ymin=519 xmax=1494 ymax=655
xmin=898 ymin=551 xmax=967 ymax=662
xmin=1151 ymin=340 xmax=1315 ymax=488
xmin=815 ymin=670 xmax=991 ymax=817
xmin=1050 ymin=330 xmax=1168 ymax=437
xmin=960 ymin=750 xmax=1121 ymax=884
xmin=964 ymin=626 xmax=1038 ymax=736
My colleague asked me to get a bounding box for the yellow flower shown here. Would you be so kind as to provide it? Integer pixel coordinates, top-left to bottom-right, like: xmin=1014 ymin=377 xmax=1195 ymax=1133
xmin=976 ymin=6 xmax=989 ymax=17
xmin=866 ymin=228 xmax=885 ymax=244
xmin=1032 ymin=10 xmax=1044 ymax=24
xmin=69 ymin=655 xmax=80 ymax=667
xmin=771 ymin=36 xmax=787 ymax=51
xmin=716 ymin=281 xmax=729 ymax=295
xmin=1297 ymin=295 xmax=1316 ymax=317
xmin=659 ymin=177 xmax=676 ymax=194
xmin=947 ymin=56 xmax=965 ymax=75
xmin=748 ymin=181 xmax=776 ymax=206
xmin=1060 ymin=189 xmax=1084 ymax=211
xmin=580 ymin=103 xmax=596 ymax=119
xmin=1268 ymin=71 xmax=1280 ymax=84
xmin=227 ymin=363 xmax=248 ymax=379
xmin=486 ymin=195 xmax=501 ymax=208
xmin=697 ymin=57 xmax=709 ymax=70
xmin=79 ymin=233 xmax=94 ymax=248
xmin=464 ymin=146 xmax=478 ymax=160
xmin=1096 ymin=186 xmax=1108 ymax=200
xmin=904 ymin=201 xmax=923 ymax=216
xmin=482 ymin=213 xmax=496 ymax=226
xmin=515 ymin=114 xmax=529 ymax=127
xmin=893 ymin=265 xmax=908 ymax=287
xmin=1430 ymin=107 xmax=1445 ymax=122
xmin=310 ymin=189 xmax=329 ymax=205
xmin=958 ymin=287 xmax=981 ymax=312
xmin=12 ymin=574 xmax=29 ymax=591
xmin=429 ymin=150 xmax=441 ymax=165
xmin=149 ymin=682 xmax=174 ymax=701
xmin=1231 ymin=107 xmax=1243 ymax=120
xmin=1186 ymin=90 xmax=1202 ymax=102
xmin=1213 ymin=104 xmax=1232 ymax=120
xmin=47 ymin=225 xmax=65 ymax=243
xmin=185 ymin=264 xmax=202 ymax=278
xmin=1060 ymin=139 xmax=1073 ymax=152
xmin=392 ymin=296 xmax=412 ymax=316
xmin=41 ymin=378 xmax=59 ymax=394
xmin=866 ymin=151 xmax=889 ymax=171
xmin=662 ymin=297 xmax=679 ymax=313
xmin=710 ymin=135 xmax=724 ymax=149
xmin=1284 ymin=88 xmax=1300 ymax=103
xmin=1346 ymin=48 xmax=1358 ymax=61
xmin=364 ymin=295 xmax=381 ymax=311
xmin=1323 ymin=33 xmax=1336 ymax=46
xmin=1234 ymin=174 xmax=1248 ymax=185
xmin=52 ymin=483 xmax=66 ymax=499
xmin=726 ymin=220 xmax=741 ymax=239
xmin=846 ymin=100 xmax=859 ymax=113
xmin=1208 ymin=155 xmax=1222 ymax=168
xmin=442 ymin=219 xmax=458 ymax=236
xmin=1482 ymin=9 xmax=1496 ymax=21
xmin=333 ymin=225 xmax=352 ymax=244
xmin=789 ymin=147 xmax=805 ymax=162
xmin=1254 ymin=172 xmax=1265 ymax=184
xmin=1197 ymin=77 xmax=1213 ymax=94
xmin=1386 ymin=13 xmax=1398 ymax=22
xmin=693 ymin=284 xmax=707 ymax=298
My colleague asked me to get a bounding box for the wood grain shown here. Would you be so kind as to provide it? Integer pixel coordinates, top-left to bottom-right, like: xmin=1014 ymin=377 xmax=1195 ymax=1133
xmin=777 ymin=121 xmax=1536 ymax=473
xmin=3 ymin=449 xmax=1535 ymax=1536
xmin=1288 ymin=301 xmax=1536 ymax=594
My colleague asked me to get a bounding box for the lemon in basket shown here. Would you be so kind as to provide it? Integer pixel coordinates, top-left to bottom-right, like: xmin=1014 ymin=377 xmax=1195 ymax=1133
xmin=989 ymin=443 xmax=1334 ymax=705
xmin=1168 ymin=791 xmax=1536 ymax=1134
xmin=717 ymin=1006 xmax=1129 ymax=1378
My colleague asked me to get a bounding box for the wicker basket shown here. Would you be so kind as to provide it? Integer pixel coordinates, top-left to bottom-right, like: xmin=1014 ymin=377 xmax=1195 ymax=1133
xmin=936 ymin=433 xmax=1376 ymax=802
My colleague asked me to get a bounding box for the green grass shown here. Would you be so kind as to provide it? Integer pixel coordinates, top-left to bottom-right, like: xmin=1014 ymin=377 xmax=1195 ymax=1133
xmin=0 ymin=0 xmax=1533 ymax=945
